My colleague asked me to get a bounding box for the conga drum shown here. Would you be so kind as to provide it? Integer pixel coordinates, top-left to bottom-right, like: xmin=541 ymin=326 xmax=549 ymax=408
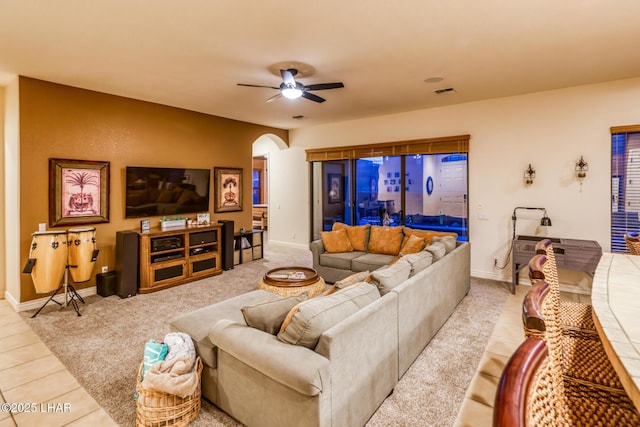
xmin=29 ymin=230 xmax=68 ymax=293
xmin=67 ymin=226 xmax=97 ymax=282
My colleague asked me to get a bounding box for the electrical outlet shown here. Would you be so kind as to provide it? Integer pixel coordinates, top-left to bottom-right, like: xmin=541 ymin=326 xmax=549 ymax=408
xmin=101 ymin=266 xmax=109 ymax=273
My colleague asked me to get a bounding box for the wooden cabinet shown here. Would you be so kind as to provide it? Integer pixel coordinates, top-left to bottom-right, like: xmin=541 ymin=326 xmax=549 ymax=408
xmin=139 ymin=224 xmax=222 ymax=293
xmin=233 ymin=230 xmax=264 ymax=265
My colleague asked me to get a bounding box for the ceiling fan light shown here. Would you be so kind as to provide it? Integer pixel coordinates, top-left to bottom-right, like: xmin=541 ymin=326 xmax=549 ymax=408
xmin=281 ymin=86 xmax=302 ymax=99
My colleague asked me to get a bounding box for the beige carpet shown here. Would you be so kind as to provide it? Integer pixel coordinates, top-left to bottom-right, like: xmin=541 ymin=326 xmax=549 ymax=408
xmin=22 ymin=243 xmax=509 ymax=426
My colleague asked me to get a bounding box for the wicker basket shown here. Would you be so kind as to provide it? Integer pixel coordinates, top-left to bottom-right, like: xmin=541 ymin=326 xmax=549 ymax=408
xmin=135 ymin=357 xmax=203 ymax=427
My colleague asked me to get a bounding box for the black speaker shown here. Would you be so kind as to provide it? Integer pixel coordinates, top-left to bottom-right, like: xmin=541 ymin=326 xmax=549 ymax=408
xmin=218 ymin=220 xmax=234 ymax=270
xmin=96 ymin=271 xmax=117 ymax=297
xmin=115 ymin=230 xmax=139 ymax=298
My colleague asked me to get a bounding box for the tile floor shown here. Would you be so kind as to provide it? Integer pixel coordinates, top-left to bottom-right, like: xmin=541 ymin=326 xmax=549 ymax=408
xmin=0 ymin=300 xmax=117 ymax=427
xmin=0 ymin=282 xmax=590 ymax=427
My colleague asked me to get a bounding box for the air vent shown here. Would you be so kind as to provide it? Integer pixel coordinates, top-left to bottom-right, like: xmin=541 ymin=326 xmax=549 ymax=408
xmin=434 ymin=87 xmax=456 ymax=95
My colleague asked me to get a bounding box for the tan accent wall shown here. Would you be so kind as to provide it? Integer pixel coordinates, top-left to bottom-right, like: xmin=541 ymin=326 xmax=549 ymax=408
xmin=18 ymin=77 xmax=287 ymax=302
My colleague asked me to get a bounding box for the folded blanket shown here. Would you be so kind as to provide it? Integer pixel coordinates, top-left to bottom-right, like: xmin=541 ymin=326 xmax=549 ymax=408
xmin=141 ymin=356 xmax=198 ymax=398
xmin=141 ymin=340 xmax=168 ymax=381
xmin=164 ymin=332 xmax=195 ymax=362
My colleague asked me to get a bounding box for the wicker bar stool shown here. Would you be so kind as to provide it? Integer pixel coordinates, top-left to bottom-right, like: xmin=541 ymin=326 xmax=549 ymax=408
xmin=518 ymin=280 xmax=640 ymax=426
xmin=494 ymin=334 xmax=640 ymax=427
xmin=527 ymin=253 xmax=624 ymax=390
xmin=624 ymin=232 xmax=640 ymax=255
xmin=532 ymin=239 xmax=596 ymax=335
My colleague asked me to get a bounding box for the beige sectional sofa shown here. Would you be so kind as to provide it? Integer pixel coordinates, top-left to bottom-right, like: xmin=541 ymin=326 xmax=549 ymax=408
xmin=169 ymin=228 xmax=470 ymax=427
xmin=310 ymin=223 xmax=459 ymax=284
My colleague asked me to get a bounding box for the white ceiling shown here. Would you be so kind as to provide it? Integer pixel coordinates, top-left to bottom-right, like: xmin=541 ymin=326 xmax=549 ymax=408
xmin=2 ymin=1 xmax=640 ymax=130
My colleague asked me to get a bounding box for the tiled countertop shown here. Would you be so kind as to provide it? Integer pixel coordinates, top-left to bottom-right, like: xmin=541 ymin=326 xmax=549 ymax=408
xmin=591 ymin=253 xmax=640 ymax=410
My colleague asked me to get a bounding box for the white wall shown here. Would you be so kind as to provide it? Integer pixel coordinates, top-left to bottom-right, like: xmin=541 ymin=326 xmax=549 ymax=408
xmin=267 ymin=77 xmax=640 ymax=282
xmin=3 ymin=77 xmax=19 ymax=301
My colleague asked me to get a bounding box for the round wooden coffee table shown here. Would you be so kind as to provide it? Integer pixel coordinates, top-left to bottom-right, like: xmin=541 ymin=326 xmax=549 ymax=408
xmin=258 ymin=266 xmax=326 ymax=297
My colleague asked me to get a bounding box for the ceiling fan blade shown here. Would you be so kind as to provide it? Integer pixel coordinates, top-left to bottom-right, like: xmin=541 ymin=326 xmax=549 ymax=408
xmin=281 ymin=69 xmax=297 ymax=86
xmin=266 ymin=93 xmax=282 ymax=103
xmin=304 ymin=82 xmax=344 ymax=91
xmin=302 ymin=91 xmax=325 ymax=103
xmin=237 ymin=83 xmax=280 ymax=89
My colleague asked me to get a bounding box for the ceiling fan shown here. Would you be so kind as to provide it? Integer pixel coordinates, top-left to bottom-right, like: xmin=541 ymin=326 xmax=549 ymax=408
xmin=237 ymin=69 xmax=344 ymax=103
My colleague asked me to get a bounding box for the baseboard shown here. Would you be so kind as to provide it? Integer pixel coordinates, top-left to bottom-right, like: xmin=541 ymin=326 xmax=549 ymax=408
xmin=7 ymin=286 xmax=97 ymax=312
xmin=471 ymin=269 xmax=509 ymax=282
xmin=265 ymin=240 xmax=309 ymax=251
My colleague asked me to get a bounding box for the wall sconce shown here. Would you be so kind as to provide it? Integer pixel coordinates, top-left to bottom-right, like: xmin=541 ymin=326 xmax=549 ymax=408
xmin=575 ymin=155 xmax=589 ymax=179
xmin=523 ymin=164 xmax=535 ymax=185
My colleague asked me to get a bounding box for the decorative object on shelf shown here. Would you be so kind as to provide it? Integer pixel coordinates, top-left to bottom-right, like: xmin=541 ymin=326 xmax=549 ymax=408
xmin=140 ymin=219 xmax=151 ymax=232
xmin=511 ymin=207 xmax=552 ymax=242
xmin=197 ymin=212 xmax=210 ymax=226
xmin=575 ymin=155 xmax=589 ymax=179
xmin=49 ymin=158 xmax=110 ymax=227
xmin=214 ymin=167 xmax=243 ymax=212
xmin=328 ymin=173 xmax=342 ymax=204
xmin=160 ymin=216 xmax=187 ymax=230
xmin=523 ymin=164 xmax=535 ymax=185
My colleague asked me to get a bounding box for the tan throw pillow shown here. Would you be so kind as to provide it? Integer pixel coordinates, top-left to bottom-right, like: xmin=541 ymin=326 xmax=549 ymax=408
xmin=334 ymin=270 xmax=370 ymax=289
xmin=321 ymin=228 xmax=353 ymax=253
xmin=400 ymin=234 xmax=426 ymax=255
xmin=369 ymin=260 xmax=411 ymax=295
xmin=278 ymin=283 xmax=380 ymax=349
xmin=241 ymin=293 xmax=309 ymax=334
xmin=368 ymin=226 xmax=403 ymax=255
xmin=333 ymin=223 xmax=370 ymax=252
xmin=424 ymin=241 xmax=447 ymax=261
xmin=432 ymin=235 xmax=456 ymax=253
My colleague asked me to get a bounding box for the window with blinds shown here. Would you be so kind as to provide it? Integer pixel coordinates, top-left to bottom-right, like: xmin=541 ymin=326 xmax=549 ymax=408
xmin=611 ymin=126 xmax=640 ymax=252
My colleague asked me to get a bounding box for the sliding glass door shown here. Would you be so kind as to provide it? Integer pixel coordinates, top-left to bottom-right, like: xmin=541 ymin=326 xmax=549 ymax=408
xmin=311 ymin=153 xmax=468 ymax=241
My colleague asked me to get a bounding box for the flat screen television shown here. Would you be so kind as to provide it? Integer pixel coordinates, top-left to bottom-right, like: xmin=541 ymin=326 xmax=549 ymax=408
xmin=125 ymin=166 xmax=210 ymax=218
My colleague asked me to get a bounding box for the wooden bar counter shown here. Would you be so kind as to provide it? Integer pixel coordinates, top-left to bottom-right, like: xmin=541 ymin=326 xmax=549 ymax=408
xmin=591 ymin=253 xmax=640 ymax=410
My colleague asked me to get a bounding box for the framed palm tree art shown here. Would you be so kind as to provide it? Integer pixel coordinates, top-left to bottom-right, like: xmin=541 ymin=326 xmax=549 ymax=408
xmin=49 ymin=158 xmax=110 ymax=227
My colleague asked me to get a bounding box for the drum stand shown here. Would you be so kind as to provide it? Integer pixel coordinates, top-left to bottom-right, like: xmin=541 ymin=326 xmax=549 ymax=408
xmin=31 ymin=265 xmax=85 ymax=318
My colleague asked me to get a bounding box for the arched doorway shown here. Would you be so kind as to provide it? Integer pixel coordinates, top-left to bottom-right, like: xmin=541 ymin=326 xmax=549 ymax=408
xmin=252 ymin=134 xmax=287 ymax=241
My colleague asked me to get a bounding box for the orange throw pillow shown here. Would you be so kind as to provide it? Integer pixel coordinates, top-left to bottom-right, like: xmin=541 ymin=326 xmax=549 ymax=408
xmin=321 ymin=228 xmax=354 ymax=253
xmin=368 ymin=226 xmax=403 ymax=255
xmin=333 ymin=223 xmax=370 ymax=251
xmin=403 ymin=228 xmax=457 ymax=245
xmin=400 ymin=234 xmax=426 ymax=254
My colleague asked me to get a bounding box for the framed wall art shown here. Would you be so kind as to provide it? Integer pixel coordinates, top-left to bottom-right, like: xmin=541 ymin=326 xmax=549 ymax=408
xmin=214 ymin=167 xmax=243 ymax=212
xmin=49 ymin=158 xmax=110 ymax=227
xmin=328 ymin=173 xmax=342 ymax=204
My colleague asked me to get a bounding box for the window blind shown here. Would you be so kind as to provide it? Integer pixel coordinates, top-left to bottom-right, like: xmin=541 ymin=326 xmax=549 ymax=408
xmin=611 ymin=126 xmax=640 ymax=252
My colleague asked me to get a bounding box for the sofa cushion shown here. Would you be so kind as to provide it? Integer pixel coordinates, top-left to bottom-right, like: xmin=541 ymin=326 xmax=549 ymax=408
xmin=321 ymin=228 xmax=354 ymax=253
xmin=241 ymin=293 xmax=309 ymax=334
xmin=332 ymin=223 xmax=370 ymax=252
xmin=432 ymin=235 xmax=456 ymax=253
xmin=369 ymin=260 xmax=411 ymax=295
xmin=320 ymin=251 xmax=366 ymax=270
xmin=424 ymin=241 xmax=447 ymax=261
xmin=351 ymin=253 xmax=396 ymax=272
xmin=400 ymin=251 xmax=433 ymax=277
xmin=335 ymin=270 xmax=370 ymax=289
xmin=278 ymin=282 xmax=380 ymax=349
xmin=400 ymin=234 xmax=426 ymax=255
xmin=368 ymin=226 xmax=403 ymax=255
xmin=169 ymin=290 xmax=279 ymax=369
